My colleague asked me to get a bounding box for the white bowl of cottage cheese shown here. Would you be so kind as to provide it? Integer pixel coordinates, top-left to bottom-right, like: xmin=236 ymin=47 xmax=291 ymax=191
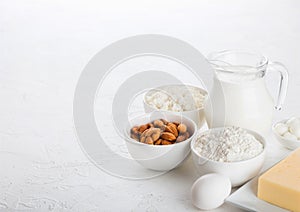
xmin=191 ymin=126 xmax=266 ymax=187
xmin=143 ymin=84 xmax=207 ymax=128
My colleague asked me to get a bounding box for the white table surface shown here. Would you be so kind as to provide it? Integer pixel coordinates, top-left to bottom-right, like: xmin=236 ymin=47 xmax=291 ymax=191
xmin=1 ymin=0 xmax=300 ymax=211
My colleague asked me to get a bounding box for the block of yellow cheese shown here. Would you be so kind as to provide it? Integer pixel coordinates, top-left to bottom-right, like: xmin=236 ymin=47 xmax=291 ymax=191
xmin=257 ymin=148 xmax=300 ymax=212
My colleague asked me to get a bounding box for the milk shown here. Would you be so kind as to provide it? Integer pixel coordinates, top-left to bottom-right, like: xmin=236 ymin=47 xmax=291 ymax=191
xmin=205 ymin=66 xmax=274 ymax=135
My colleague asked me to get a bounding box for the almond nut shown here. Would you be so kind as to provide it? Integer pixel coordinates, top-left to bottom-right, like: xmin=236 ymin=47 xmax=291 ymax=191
xmin=138 ymin=124 xmax=149 ymax=133
xmin=177 ymin=124 xmax=187 ymax=133
xmin=145 ymin=128 xmax=160 ymax=136
xmin=154 ymin=139 xmax=162 ymax=145
xmin=161 ymin=132 xmax=176 ymax=141
xmin=131 ymin=133 xmax=140 ymax=141
xmin=183 ymin=131 xmax=190 ymax=139
xmin=160 ymin=119 xmax=168 ymax=125
xmin=141 ymin=128 xmax=150 ymax=137
xmin=145 ymin=137 xmax=154 ymax=144
xmin=173 ymin=122 xmax=180 ymax=126
xmin=153 ymin=119 xmax=164 ymax=128
xmin=151 ymin=131 xmax=161 ymax=142
xmin=164 ymin=125 xmax=172 ymax=134
xmin=165 ymin=123 xmax=178 ymax=137
xmin=139 ymin=128 xmax=161 ymax=143
xmin=176 ymin=135 xmax=186 ymax=143
xmin=140 ymin=135 xmax=146 ymax=143
xmin=131 ymin=126 xmax=139 ymax=135
xmin=161 ymin=140 xmax=173 ymax=145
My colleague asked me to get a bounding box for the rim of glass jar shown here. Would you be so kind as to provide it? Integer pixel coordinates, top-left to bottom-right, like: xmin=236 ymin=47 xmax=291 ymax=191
xmin=207 ymin=49 xmax=269 ymax=74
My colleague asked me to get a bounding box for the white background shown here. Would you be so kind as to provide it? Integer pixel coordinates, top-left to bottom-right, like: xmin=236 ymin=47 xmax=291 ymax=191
xmin=1 ymin=0 xmax=299 ymax=211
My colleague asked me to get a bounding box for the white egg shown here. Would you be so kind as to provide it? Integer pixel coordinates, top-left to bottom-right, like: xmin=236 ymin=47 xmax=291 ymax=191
xmin=275 ymin=123 xmax=288 ymax=135
xmin=283 ymin=132 xmax=298 ymax=140
xmin=191 ymin=173 xmax=231 ymax=210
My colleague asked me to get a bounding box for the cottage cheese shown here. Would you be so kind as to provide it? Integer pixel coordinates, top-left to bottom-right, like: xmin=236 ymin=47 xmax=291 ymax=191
xmin=194 ymin=126 xmax=263 ymax=162
xmin=145 ymin=85 xmax=206 ymax=112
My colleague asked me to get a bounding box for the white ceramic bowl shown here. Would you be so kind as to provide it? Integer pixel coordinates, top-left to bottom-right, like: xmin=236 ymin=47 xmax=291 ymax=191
xmin=124 ymin=112 xmax=197 ymax=171
xmin=191 ymin=128 xmax=266 ymax=187
xmin=143 ymin=85 xmax=207 ymax=128
xmin=272 ymin=119 xmax=300 ymax=150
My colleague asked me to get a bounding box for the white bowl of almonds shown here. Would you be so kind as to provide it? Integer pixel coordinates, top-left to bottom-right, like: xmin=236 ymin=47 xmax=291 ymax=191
xmin=143 ymin=84 xmax=207 ymax=128
xmin=125 ymin=112 xmax=197 ymax=171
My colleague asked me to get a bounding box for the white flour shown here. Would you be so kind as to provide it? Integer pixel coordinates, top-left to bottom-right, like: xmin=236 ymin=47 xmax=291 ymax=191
xmin=194 ymin=126 xmax=263 ymax=162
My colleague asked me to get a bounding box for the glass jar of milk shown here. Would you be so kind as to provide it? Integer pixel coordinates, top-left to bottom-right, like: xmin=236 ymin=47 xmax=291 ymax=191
xmin=205 ymin=50 xmax=289 ymax=134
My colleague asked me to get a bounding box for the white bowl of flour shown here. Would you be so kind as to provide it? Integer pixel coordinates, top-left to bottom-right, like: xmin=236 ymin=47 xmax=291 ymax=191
xmin=191 ymin=126 xmax=266 ymax=187
xmin=143 ymin=84 xmax=207 ymax=128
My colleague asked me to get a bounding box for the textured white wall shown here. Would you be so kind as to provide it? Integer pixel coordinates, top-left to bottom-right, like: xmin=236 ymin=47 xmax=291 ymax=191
xmin=0 ymin=0 xmax=299 ymax=211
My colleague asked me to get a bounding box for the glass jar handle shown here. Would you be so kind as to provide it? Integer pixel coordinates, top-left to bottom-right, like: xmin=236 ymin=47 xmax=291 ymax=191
xmin=268 ymin=61 xmax=289 ymax=110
